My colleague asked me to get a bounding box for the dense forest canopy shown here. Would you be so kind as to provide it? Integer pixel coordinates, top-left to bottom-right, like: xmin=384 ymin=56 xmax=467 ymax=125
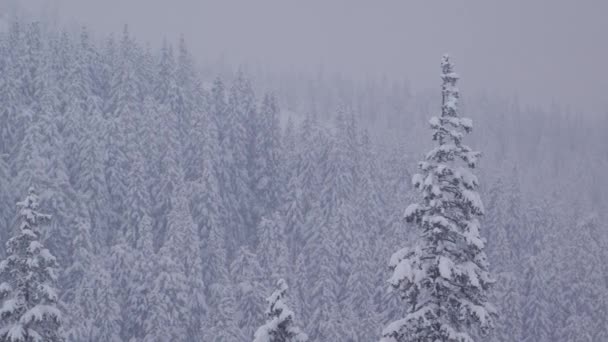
xmin=0 ymin=13 xmax=605 ymax=342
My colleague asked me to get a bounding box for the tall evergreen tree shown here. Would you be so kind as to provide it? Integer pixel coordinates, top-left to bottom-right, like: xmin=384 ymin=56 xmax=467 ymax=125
xmin=381 ymin=55 xmax=495 ymax=342
xmin=0 ymin=188 xmax=62 ymax=341
xmin=253 ymin=279 xmax=308 ymax=342
xmin=295 ymin=202 xmax=341 ymax=341
xmin=280 ymin=117 xmax=306 ymax=263
xmin=127 ymin=213 xmax=156 ymax=341
xmin=76 ymin=109 xmax=110 ymax=250
xmin=69 ymin=256 xmax=121 ymax=342
xmin=145 ymin=180 xmax=201 ymax=341
xmin=0 ymin=21 xmax=24 ymax=156
xmin=253 ymin=93 xmax=282 ymax=224
xmin=0 ymin=156 xmax=13 ymax=254
xmin=226 ymin=71 xmax=257 ymax=245
xmin=257 ymin=212 xmax=290 ymax=286
xmin=230 ymin=246 xmax=265 ymax=338
xmin=520 ymin=256 xmax=551 ymax=342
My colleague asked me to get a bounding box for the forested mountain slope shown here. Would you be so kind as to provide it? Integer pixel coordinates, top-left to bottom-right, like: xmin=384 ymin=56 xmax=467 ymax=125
xmin=0 ymin=20 xmax=605 ymax=341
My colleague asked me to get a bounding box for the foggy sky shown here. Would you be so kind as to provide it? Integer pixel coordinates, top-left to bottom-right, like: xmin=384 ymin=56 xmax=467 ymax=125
xmin=13 ymin=0 xmax=608 ymax=113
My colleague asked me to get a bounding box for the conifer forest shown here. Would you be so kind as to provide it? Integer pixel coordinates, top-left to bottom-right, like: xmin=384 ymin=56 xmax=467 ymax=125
xmin=0 ymin=2 xmax=606 ymax=341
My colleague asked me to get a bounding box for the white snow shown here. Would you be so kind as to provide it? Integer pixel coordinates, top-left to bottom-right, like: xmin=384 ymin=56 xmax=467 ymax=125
xmin=253 ymin=279 xmax=308 ymax=342
xmin=20 ymin=305 xmax=62 ymax=324
xmin=27 ymin=241 xmax=43 ymax=253
xmin=455 ymin=167 xmax=478 ymax=189
xmin=460 ymin=117 xmax=473 ymax=130
xmin=462 ymin=189 xmax=484 ymax=215
xmin=388 ymin=248 xmax=425 ymax=287
xmin=0 ymin=299 xmax=19 ymax=316
xmin=5 ymin=325 xmax=25 ymax=341
xmin=39 ymin=249 xmax=56 ymax=263
xmin=412 ymin=173 xmax=423 ymax=188
xmin=438 ymin=256 xmax=454 ymax=280
xmin=0 ymin=282 xmax=11 ymax=294
xmin=404 ymin=204 xmax=420 ymax=221
xmin=39 ymin=284 xmax=58 ymax=302
xmin=429 ymin=116 xmax=441 ymax=128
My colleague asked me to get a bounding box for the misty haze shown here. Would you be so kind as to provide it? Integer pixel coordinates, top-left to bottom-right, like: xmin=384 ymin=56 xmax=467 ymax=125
xmin=0 ymin=1 xmax=606 ymax=341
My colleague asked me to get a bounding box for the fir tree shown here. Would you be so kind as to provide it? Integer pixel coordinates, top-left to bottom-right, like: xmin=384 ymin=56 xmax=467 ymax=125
xmin=280 ymin=117 xmax=306 ymax=262
xmin=253 ymin=279 xmax=308 ymax=342
xmin=0 ymin=21 xmax=23 ymax=156
xmin=230 ymin=246 xmax=265 ymax=338
xmin=520 ymin=256 xmax=551 ymax=342
xmin=76 ymin=110 xmax=110 ymax=251
xmin=128 ymin=213 xmax=156 ymax=341
xmin=381 ymin=55 xmax=496 ymax=342
xmin=0 ymin=156 xmax=13 ymax=255
xmin=295 ymin=202 xmax=341 ymax=341
xmin=0 ymin=188 xmax=63 ymax=341
xmin=145 ymin=180 xmax=198 ymax=341
xmin=226 ymin=71 xmax=257 ymax=245
xmin=253 ymin=93 xmax=282 ymax=222
xmin=71 ymin=258 xmax=121 ymax=342
xmin=257 ymin=212 xmax=290 ymax=286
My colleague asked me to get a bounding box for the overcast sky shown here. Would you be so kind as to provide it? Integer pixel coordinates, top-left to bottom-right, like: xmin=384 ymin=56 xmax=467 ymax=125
xmin=12 ymin=0 xmax=608 ymax=113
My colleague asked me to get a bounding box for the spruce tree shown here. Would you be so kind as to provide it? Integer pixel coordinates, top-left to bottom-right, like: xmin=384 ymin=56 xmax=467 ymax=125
xmin=520 ymin=256 xmax=551 ymax=342
xmin=72 ymin=258 xmax=121 ymax=342
xmin=253 ymin=93 xmax=282 ymax=221
xmin=227 ymin=71 xmax=256 ymax=245
xmin=0 ymin=21 xmax=22 ymax=157
xmin=65 ymin=219 xmax=120 ymax=342
xmin=280 ymin=117 xmax=306 ymax=262
xmin=253 ymin=279 xmax=308 ymax=342
xmin=381 ymin=55 xmax=495 ymax=342
xmin=75 ymin=104 xmax=110 ymax=249
xmin=145 ymin=180 xmax=198 ymax=341
xmin=230 ymin=246 xmax=265 ymax=338
xmin=128 ymin=213 xmax=155 ymax=341
xmin=257 ymin=212 xmax=290 ymax=286
xmin=295 ymin=202 xmax=341 ymax=341
xmin=0 ymin=156 xmax=12 ymax=255
xmin=0 ymin=188 xmax=63 ymax=341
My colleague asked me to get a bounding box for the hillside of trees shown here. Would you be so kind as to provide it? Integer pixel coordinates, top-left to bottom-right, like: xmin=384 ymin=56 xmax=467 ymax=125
xmin=0 ymin=19 xmax=606 ymax=341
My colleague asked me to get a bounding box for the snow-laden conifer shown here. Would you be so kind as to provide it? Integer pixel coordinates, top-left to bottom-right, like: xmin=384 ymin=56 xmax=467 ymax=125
xmin=253 ymin=279 xmax=308 ymax=342
xmin=231 ymin=246 xmax=265 ymax=338
xmin=381 ymin=55 xmax=496 ymax=342
xmin=0 ymin=188 xmax=63 ymax=341
xmin=253 ymin=93 xmax=282 ymax=220
xmin=257 ymin=212 xmax=289 ymax=286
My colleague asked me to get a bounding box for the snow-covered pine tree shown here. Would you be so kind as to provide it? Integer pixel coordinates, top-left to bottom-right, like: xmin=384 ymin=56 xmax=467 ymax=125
xmin=127 ymin=213 xmax=156 ymax=341
xmin=0 ymin=156 xmax=13 ymax=256
xmin=227 ymin=71 xmax=256 ymax=245
xmin=257 ymin=212 xmax=289 ymax=287
xmin=295 ymin=202 xmax=341 ymax=342
xmin=253 ymin=93 xmax=282 ymax=223
xmin=485 ymin=178 xmax=522 ymax=341
xmin=74 ymin=98 xmax=110 ymax=250
xmin=280 ymin=117 xmax=307 ymax=263
xmin=0 ymin=21 xmax=23 ymax=157
xmin=175 ymin=36 xmax=198 ymax=171
xmin=0 ymin=188 xmax=63 ymax=341
xmin=520 ymin=256 xmax=551 ymax=342
xmin=253 ymin=279 xmax=308 ymax=342
xmin=144 ymin=180 xmax=195 ymax=341
xmin=70 ymin=257 xmax=121 ymax=342
xmin=231 ymin=246 xmax=265 ymax=339
xmin=381 ymin=55 xmax=495 ymax=342
xmin=64 ymin=218 xmax=120 ymax=342
xmin=22 ymin=22 xmax=44 ymax=111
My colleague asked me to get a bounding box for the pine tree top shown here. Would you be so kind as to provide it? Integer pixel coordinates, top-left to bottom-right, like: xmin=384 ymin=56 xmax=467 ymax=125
xmin=382 ymin=55 xmax=496 ymax=342
xmin=253 ymin=279 xmax=308 ymax=342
